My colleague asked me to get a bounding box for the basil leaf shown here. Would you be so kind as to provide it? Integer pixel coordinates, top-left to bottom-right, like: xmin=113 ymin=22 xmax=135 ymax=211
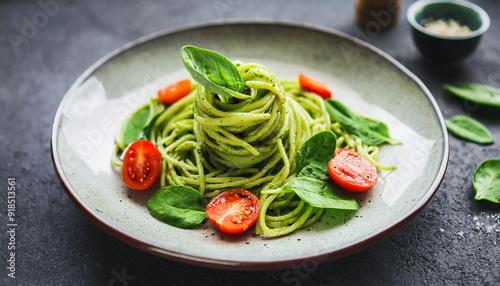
xmin=284 ymin=177 xmax=358 ymax=210
xmin=296 ymin=131 xmax=337 ymax=181
xmin=148 ymin=185 xmax=206 ymax=228
xmin=443 ymin=83 xmax=500 ymax=107
xmin=181 ymin=46 xmax=249 ymax=99
xmin=445 ymin=115 xmax=493 ymax=144
xmin=325 ymin=99 xmax=400 ymax=146
xmin=473 ymin=159 xmax=500 ymax=204
xmin=119 ymin=100 xmax=165 ymax=147
xmin=122 ymin=104 xmax=150 ymax=147
xmin=143 ymin=102 xmax=166 ymax=140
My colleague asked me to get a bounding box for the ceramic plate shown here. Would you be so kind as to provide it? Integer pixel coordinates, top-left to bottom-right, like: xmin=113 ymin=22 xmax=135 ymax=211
xmin=51 ymin=22 xmax=449 ymax=270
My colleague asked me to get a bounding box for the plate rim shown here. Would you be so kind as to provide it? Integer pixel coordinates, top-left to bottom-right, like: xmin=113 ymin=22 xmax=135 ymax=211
xmin=50 ymin=20 xmax=450 ymax=270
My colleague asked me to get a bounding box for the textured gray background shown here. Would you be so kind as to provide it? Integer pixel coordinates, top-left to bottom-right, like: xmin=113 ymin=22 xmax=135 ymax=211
xmin=1 ymin=0 xmax=499 ymax=285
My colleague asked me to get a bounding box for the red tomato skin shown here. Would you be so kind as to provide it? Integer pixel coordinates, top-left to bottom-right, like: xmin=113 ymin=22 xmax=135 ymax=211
xmin=328 ymin=148 xmax=378 ymax=192
xmin=121 ymin=140 xmax=161 ymax=191
xmin=157 ymin=79 xmax=191 ymax=104
xmin=206 ymin=189 xmax=260 ymax=235
xmin=298 ymin=74 xmax=332 ymax=99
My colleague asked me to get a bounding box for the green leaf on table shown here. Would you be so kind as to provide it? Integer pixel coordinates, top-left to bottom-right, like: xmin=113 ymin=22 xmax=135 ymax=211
xmin=443 ymin=83 xmax=500 ymax=107
xmin=181 ymin=45 xmax=249 ymax=99
xmin=148 ymin=185 xmax=206 ymax=228
xmin=284 ymin=177 xmax=358 ymax=210
xmin=445 ymin=115 xmax=493 ymax=144
xmin=295 ymin=130 xmax=337 ymax=181
xmin=325 ymin=99 xmax=400 ymax=146
xmin=473 ymin=159 xmax=500 ymax=204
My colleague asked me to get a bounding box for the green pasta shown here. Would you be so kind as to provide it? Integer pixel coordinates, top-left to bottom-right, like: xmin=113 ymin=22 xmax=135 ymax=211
xmin=114 ymin=60 xmax=391 ymax=237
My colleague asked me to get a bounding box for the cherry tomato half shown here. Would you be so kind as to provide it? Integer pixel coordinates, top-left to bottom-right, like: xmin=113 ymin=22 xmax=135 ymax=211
xmin=122 ymin=140 xmax=161 ymax=191
xmin=298 ymin=74 xmax=332 ymax=99
xmin=328 ymin=148 xmax=378 ymax=192
xmin=206 ymin=189 xmax=260 ymax=234
xmin=157 ymin=79 xmax=191 ymax=104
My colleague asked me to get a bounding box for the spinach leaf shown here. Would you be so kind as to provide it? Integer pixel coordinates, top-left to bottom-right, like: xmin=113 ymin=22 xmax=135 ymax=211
xmin=181 ymin=46 xmax=249 ymax=99
xmin=148 ymin=185 xmax=206 ymax=228
xmin=296 ymin=131 xmax=337 ymax=181
xmin=325 ymin=99 xmax=400 ymax=146
xmin=122 ymin=104 xmax=150 ymax=147
xmin=286 ymin=131 xmax=358 ymax=210
xmin=445 ymin=115 xmax=493 ymax=144
xmin=119 ymin=100 xmax=165 ymax=148
xmin=284 ymin=177 xmax=358 ymax=210
xmin=443 ymin=83 xmax=500 ymax=107
xmin=473 ymin=159 xmax=500 ymax=204
xmin=143 ymin=102 xmax=166 ymax=140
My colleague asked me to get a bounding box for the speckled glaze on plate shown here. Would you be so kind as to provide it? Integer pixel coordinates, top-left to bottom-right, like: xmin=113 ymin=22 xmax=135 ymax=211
xmin=51 ymin=21 xmax=449 ymax=270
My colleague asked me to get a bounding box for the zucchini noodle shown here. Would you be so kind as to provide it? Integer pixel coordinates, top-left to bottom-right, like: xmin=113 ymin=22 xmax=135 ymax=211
xmin=115 ymin=61 xmax=392 ymax=237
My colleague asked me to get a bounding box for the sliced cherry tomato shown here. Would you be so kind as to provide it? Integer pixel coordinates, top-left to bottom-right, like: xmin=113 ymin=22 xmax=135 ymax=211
xmin=122 ymin=140 xmax=161 ymax=191
xmin=328 ymin=148 xmax=378 ymax=192
xmin=157 ymin=79 xmax=191 ymax=104
xmin=298 ymin=74 xmax=332 ymax=99
xmin=206 ymin=189 xmax=260 ymax=234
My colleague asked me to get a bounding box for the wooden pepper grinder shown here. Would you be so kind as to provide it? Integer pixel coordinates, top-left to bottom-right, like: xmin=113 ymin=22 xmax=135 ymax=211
xmin=355 ymin=0 xmax=401 ymax=29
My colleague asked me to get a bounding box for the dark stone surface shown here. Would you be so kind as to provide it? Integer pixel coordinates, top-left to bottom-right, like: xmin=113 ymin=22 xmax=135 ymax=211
xmin=1 ymin=0 xmax=499 ymax=285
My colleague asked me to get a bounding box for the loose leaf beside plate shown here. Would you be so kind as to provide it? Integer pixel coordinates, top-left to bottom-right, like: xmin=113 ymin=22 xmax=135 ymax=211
xmin=473 ymin=159 xmax=500 ymax=204
xmin=443 ymin=83 xmax=500 ymax=107
xmin=445 ymin=115 xmax=493 ymax=144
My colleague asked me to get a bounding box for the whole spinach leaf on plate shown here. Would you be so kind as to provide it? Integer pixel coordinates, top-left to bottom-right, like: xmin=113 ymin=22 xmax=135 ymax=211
xmin=148 ymin=185 xmax=206 ymax=228
xmin=443 ymin=83 xmax=500 ymax=107
xmin=181 ymin=45 xmax=249 ymax=100
xmin=473 ymin=159 xmax=500 ymax=204
xmin=325 ymin=99 xmax=400 ymax=146
xmin=284 ymin=177 xmax=358 ymax=210
xmin=445 ymin=115 xmax=493 ymax=144
xmin=295 ymin=131 xmax=337 ymax=181
xmin=285 ymin=130 xmax=358 ymax=209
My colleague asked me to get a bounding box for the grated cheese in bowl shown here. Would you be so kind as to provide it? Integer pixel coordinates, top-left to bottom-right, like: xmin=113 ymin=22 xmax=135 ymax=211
xmin=422 ymin=18 xmax=472 ymax=36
